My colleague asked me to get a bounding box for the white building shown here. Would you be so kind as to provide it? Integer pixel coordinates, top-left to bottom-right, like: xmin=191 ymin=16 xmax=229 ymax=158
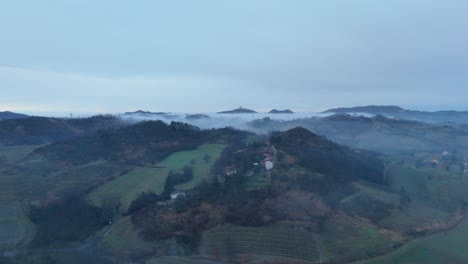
xmin=265 ymin=160 xmax=274 ymax=171
xmin=170 ymin=191 xmax=186 ymax=200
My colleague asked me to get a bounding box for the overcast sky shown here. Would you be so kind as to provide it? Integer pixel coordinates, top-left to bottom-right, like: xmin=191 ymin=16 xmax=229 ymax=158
xmin=1 ymin=0 xmax=467 ymax=114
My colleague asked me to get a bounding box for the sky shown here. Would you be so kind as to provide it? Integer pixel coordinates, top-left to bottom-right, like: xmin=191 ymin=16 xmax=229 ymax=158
xmin=1 ymin=0 xmax=468 ymax=115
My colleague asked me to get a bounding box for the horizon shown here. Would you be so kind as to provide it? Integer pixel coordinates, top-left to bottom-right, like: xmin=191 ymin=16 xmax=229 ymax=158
xmin=2 ymin=104 xmax=468 ymax=118
xmin=2 ymin=1 xmax=468 ymax=114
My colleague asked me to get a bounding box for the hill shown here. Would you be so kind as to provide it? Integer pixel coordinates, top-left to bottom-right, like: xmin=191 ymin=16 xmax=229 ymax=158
xmin=123 ymin=110 xmax=170 ymax=116
xmin=0 ymin=115 xmax=124 ymax=146
xmin=268 ymin=109 xmax=294 ymax=114
xmin=217 ymin=107 xmax=257 ymax=114
xmin=323 ymin=105 xmax=468 ymax=124
xmin=0 ymin=111 xmax=29 ymax=120
xmin=33 ymin=120 xmax=249 ymax=166
xmin=247 ymin=114 xmax=468 ymax=154
xmin=271 ymin=127 xmax=385 ymax=185
xmin=323 ymin=105 xmax=404 ymax=114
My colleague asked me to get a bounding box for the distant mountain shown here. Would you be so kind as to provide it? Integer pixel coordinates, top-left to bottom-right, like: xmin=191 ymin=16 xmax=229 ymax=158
xmin=185 ymin=113 xmax=210 ymax=120
xmin=0 ymin=111 xmax=29 ymax=120
xmin=247 ymin=114 xmax=468 ymax=155
xmin=217 ymin=107 xmax=257 ymax=114
xmin=268 ymin=109 xmax=294 ymax=114
xmin=323 ymin=105 xmax=404 ymax=115
xmin=123 ymin=110 xmax=170 ymax=116
xmin=0 ymin=115 xmax=124 ymax=146
xmin=323 ymin=105 xmax=468 ymax=124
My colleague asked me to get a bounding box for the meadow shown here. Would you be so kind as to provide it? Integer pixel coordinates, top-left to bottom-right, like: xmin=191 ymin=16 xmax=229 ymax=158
xmin=87 ymin=144 xmax=225 ymax=212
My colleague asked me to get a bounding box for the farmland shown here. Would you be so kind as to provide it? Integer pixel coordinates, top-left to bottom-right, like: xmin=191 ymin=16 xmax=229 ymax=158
xmin=360 ymin=216 xmax=468 ymax=264
xmin=87 ymin=144 xmax=225 ymax=212
xmin=202 ymin=225 xmax=321 ymax=262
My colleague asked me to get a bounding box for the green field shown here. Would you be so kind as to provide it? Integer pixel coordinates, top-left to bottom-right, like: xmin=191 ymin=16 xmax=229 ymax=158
xmin=87 ymin=167 xmax=169 ymax=212
xmin=0 ymin=144 xmax=42 ymax=163
xmin=360 ymin=217 xmax=468 ymax=264
xmin=100 ymin=216 xmax=154 ymax=258
xmin=88 ymin=144 xmax=225 ymax=212
xmin=0 ymin=202 xmax=35 ymax=250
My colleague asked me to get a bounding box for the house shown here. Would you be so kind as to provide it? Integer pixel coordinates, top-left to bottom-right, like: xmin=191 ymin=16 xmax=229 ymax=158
xmin=265 ymin=158 xmax=274 ymax=171
xmin=464 ymin=162 xmax=468 ymax=174
xmin=225 ymin=166 xmax=237 ymax=176
xmin=442 ymin=151 xmax=450 ymax=156
xmin=170 ymin=191 xmax=186 ymax=200
xmin=429 ymin=159 xmax=439 ymax=168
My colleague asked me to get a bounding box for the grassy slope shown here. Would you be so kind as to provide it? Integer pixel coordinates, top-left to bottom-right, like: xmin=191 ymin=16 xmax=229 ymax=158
xmin=0 ymin=144 xmax=42 ymax=163
xmin=0 ymin=145 xmax=42 ymax=249
xmin=100 ymin=216 xmax=154 ymax=258
xmin=87 ymin=144 xmax=225 ymax=212
xmin=361 ymin=217 xmax=468 ymax=264
xmin=0 ymin=202 xmax=35 ymax=250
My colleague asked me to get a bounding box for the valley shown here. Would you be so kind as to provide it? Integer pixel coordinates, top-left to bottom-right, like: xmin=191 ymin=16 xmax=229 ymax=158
xmin=1 ymin=114 xmax=468 ymax=264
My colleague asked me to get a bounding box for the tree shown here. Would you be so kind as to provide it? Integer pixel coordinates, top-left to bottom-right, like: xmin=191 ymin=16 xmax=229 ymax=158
xmin=203 ymin=154 xmax=212 ymax=163
xmin=126 ymin=192 xmax=159 ymax=215
xmin=399 ymin=186 xmax=411 ymax=209
xmin=162 ymin=171 xmax=176 ymax=200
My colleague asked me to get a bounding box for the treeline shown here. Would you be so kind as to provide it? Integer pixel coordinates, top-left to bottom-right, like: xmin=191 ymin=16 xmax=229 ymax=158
xmin=0 ymin=115 xmax=122 ymax=145
xmin=28 ymin=195 xmax=117 ymax=247
xmin=35 ymin=121 xmax=251 ymax=166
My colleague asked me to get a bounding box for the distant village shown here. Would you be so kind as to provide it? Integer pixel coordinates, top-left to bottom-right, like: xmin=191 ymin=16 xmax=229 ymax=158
xmin=217 ymin=144 xmax=276 ymax=184
xmin=424 ymin=151 xmax=468 ymax=174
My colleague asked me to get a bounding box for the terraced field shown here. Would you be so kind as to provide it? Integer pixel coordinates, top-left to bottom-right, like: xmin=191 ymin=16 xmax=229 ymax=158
xmin=146 ymin=256 xmax=220 ymax=264
xmin=202 ymin=226 xmax=320 ymax=262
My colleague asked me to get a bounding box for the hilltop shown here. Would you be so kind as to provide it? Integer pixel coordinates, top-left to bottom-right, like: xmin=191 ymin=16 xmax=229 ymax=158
xmin=268 ymin=109 xmax=294 ymax=114
xmin=0 ymin=111 xmax=29 ymax=120
xmin=217 ymin=107 xmax=257 ymax=114
xmin=323 ymin=105 xmax=404 ymax=114
xmin=123 ymin=110 xmax=170 ymax=116
xmin=271 ymin=127 xmax=385 ymax=185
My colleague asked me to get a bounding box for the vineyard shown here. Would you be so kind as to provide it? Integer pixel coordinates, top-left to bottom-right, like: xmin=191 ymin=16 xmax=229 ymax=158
xmin=202 ymin=225 xmax=321 ymax=262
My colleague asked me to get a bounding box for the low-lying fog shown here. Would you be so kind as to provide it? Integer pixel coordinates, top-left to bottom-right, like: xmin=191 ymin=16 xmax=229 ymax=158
xmin=119 ymin=112 xmax=334 ymax=132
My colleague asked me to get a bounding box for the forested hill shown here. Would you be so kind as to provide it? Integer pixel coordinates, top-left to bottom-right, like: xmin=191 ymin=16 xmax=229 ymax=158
xmin=33 ymin=120 xmax=251 ymax=166
xmin=271 ymin=127 xmax=385 ymax=185
xmin=0 ymin=115 xmax=124 ymax=146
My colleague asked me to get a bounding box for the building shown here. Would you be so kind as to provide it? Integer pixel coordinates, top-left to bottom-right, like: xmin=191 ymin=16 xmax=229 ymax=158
xmin=429 ymin=159 xmax=439 ymax=168
xmin=170 ymin=191 xmax=186 ymax=200
xmin=225 ymin=166 xmax=237 ymax=176
xmin=265 ymin=158 xmax=274 ymax=171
